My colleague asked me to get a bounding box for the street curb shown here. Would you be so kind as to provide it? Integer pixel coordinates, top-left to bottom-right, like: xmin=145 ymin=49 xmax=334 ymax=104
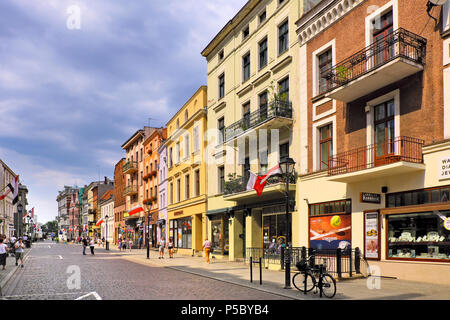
xmin=0 ymin=248 xmax=32 ymax=296
xmin=165 ymin=265 xmax=303 ymax=300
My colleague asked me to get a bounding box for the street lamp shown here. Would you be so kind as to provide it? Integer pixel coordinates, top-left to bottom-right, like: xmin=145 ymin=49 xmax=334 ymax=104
xmin=279 ymin=156 xmax=296 ymax=289
xmin=146 ymin=202 xmax=152 ymax=259
xmin=105 ymin=214 xmax=109 ymax=250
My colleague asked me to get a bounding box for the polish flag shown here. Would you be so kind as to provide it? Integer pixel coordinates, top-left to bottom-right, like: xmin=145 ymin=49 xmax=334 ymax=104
xmin=128 ymin=205 xmax=144 ymax=217
xmin=246 ymin=164 xmax=282 ymax=196
xmin=83 ymin=224 xmax=87 ymax=232
xmin=0 ymin=175 xmax=19 ymax=203
xmin=96 ymin=218 xmax=104 ymax=226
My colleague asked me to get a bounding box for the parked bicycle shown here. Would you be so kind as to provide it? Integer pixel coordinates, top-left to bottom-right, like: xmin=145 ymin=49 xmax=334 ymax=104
xmin=292 ymin=256 xmax=336 ymax=298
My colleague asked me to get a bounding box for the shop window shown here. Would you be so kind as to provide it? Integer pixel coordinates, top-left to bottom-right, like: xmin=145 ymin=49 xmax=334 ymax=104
xmin=386 ymin=186 xmax=450 ymax=208
xmin=262 ymin=213 xmax=291 ymax=250
xmin=387 ymin=211 xmax=450 ymax=261
xmin=309 ymin=199 xmax=351 ymax=216
xmin=211 ymin=217 xmax=229 ymax=255
xmin=170 ymin=217 xmax=192 ymax=249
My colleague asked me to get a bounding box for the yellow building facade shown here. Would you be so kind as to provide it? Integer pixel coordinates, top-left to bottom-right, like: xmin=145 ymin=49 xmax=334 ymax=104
xmin=201 ymin=0 xmax=314 ymax=262
xmin=166 ymin=86 xmax=208 ymax=255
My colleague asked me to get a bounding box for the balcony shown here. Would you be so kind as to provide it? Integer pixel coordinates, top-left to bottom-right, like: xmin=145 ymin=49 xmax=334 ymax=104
xmin=327 ymin=136 xmax=425 ymax=183
xmin=223 ymin=172 xmax=296 ymax=202
xmin=123 ymin=185 xmax=138 ymax=196
xmin=224 ymin=99 xmax=293 ymax=143
xmin=123 ymin=161 xmax=138 ymax=174
xmin=319 ymin=28 xmax=427 ymax=103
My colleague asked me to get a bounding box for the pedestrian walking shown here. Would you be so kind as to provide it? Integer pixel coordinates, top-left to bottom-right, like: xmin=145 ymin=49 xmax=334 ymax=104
xmin=102 ymin=237 xmax=105 ymax=248
xmin=168 ymin=238 xmax=174 ymax=259
xmin=128 ymin=239 xmax=133 ymax=252
xmin=158 ymin=238 xmax=165 ymax=259
xmin=118 ymin=238 xmax=122 ymax=251
xmin=14 ymin=238 xmax=25 ymax=268
xmin=0 ymin=238 xmax=8 ymax=270
xmin=138 ymin=236 xmax=143 ymax=249
xmin=89 ymin=238 xmax=95 ymax=255
xmin=202 ymin=238 xmax=212 ymax=264
xmin=82 ymin=237 xmax=88 ymax=255
xmin=122 ymin=239 xmax=127 ymax=251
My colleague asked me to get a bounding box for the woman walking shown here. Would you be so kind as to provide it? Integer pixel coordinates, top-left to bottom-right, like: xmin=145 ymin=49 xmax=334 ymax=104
xmin=168 ymin=238 xmax=174 ymax=259
xmin=158 ymin=238 xmax=165 ymax=259
xmin=0 ymin=238 xmax=8 ymax=270
xmin=128 ymin=238 xmax=133 ymax=252
xmin=89 ymin=238 xmax=95 ymax=255
xmin=14 ymin=238 xmax=25 ymax=268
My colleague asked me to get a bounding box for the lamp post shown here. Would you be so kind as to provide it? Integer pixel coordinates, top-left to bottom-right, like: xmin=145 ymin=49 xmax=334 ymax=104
xmin=105 ymin=214 xmax=109 ymax=250
xmin=279 ymin=157 xmax=296 ymax=289
xmin=146 ymin=202 xmax=152 ymax=259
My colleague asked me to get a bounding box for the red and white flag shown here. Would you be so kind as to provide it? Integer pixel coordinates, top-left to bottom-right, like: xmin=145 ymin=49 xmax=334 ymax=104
xmin=0 ymin=175 xmax=19 ymax=203
xmin=96 ymin=218 xmax=104 ymax=226
xmin=128 ymin=205 xmax=144 ymax=217
xmin=246 ymin=164 xmax=282 ymax=196
xmin=83 ymin=224 xmax=87 ymax=232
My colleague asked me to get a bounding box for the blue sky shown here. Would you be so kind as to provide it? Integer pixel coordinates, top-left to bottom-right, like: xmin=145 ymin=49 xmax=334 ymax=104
xmin=0 ymin=0 xmax=246 ymax=223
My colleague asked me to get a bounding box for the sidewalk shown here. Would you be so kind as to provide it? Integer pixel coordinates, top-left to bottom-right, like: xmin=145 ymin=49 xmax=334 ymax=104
xmin=0 ymin=250 xmax=29 ymax=294
xmin=96 ymin=245 xmax=450 ymax=300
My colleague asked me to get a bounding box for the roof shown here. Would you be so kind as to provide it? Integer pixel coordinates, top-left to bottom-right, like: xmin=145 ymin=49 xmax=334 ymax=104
xmin=100 ymin=189 xmax=114 ymax=202
xmin=201 ymin=0 xmax=259 ymax=58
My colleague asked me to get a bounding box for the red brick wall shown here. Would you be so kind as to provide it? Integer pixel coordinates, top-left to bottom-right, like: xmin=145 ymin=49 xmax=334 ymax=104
xmin=305 ymin=0 xmax=444 ymax=172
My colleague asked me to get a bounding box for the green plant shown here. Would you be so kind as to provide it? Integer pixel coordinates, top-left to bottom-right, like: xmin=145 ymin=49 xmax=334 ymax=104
xmin=224 ymin=173 xmax=244 ymax=194
xmin=335 ymin=65 xmax=350 ymax=83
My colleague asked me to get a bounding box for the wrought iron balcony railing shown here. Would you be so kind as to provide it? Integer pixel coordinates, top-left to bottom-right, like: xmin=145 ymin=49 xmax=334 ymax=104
xmin=123 ymin=185 xmax=138 ymax=196
xmin=224 ymin=171 xmax=297 ymax=196
xmin=319 ymin=28 xmax=427 ymax=97
xmin=123 ymin=161 xmax=138 ymax=173
xmin=224 ymin=99 xmax=293 ymax=142
xmin=327 ymin=136 xmax=424 ymax=176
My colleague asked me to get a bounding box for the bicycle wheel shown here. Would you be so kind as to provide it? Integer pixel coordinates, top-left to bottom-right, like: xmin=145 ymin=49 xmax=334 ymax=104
xmin=293 ymin=272 xmax=315 ymax=292
xmin=321 ymin=274 xmax=336 ymax=298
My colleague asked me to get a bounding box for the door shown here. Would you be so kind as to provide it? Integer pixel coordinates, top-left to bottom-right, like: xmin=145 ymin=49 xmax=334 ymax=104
xmin=372 ymin=11 xmax=394 ymax=67
xmin=243 ymin=157 xmax=250 ymax=182
xmin=374 ymin=99 xmax=395 ymax=166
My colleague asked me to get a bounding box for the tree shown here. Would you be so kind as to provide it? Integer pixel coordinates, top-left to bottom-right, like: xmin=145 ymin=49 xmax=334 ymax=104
xmin=42 ymin=220 xmax=58 ymax=234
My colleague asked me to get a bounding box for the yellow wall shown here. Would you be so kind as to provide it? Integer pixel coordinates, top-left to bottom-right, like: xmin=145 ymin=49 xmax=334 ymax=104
xmin=166 ymin=86 xmax=208 ymax=253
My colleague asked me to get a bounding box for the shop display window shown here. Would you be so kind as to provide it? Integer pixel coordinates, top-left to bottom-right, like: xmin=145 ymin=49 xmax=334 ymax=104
xmin=262 ymin=213 xmax=290 ymax=251
xmin=387 ymin=211 xmax=450 ymax=261
xmin=170 ymin=217 xmax=192 ymax=249
xmin=211 ymin=217 xmax=229 ymax=255
xmin=387 ymin=186 xmax=450 ymax=208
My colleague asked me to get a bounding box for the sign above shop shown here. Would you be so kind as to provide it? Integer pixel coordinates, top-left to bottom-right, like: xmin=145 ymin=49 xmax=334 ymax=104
xmin=174 ymin=211 xmax=183 ymax=216
xmin=438 ymin=156 xmax=450 ymax=180
xmin=360 ymin=192 xmax=381 ymax=204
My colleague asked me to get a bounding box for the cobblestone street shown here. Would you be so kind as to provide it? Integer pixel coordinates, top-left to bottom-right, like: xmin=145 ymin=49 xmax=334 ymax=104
xmin=0 ymin=240 xmax=289 ymax=300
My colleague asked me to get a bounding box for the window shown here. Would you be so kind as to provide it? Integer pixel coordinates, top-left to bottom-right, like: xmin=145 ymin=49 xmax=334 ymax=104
xmin=387 ymin=211 xmax=450 ymax=261
xmin=280 ymin=142 xmax=289 ymax=160
xmin=318 ymin=49 xmax=333 ymax=94
xmin=259 ymin=91 xmax=268 ymax=120
xmin=140 ymin=171 xmax=143 ymax=186
xmin=242 ymin=53 xmax=250 ymax=82
xmin=374 ymin=99 xmax=395 ymax=158
xmin=218 ymin=49 xmax=224 ymax=61
xmin=259 ymin=38 xmax=268 ymax=70
xmin=176 ymin=119 xmax=180 ymax=129
xmin=184 ymin=134 xmax=190 ymax=160
xmin=169 ymin=182 xmax=173 ymax=204
xmin=218 ymin=166 xmax=225 ymax=194
xmin=278 ymin=20 xmax=289 ymax=55
xmin=177 ymin=179 xmax=181 ymax=202
xmin=242 ymin=102 xmax=250 ymax=129
xmin=243 ymin=157 xmax=250 ymax=182
xmin=309 ymin=199 xmax=352 ymax=216
xmin=176 ymin=142 xmax=180 ymax=164
xmin=218 ymin=73 xmax=225 ymax=99
xmin=218 ymin=117 xmax=225 ymax=144
xmin=278 ymin=77 xmax=289 ymax=101
xmin=372 ymin=11 xmax=394 ymax=66
xmin=184 ymin=110 xmax=188 ymax=123
xmin=260 ymin=149 xmax=268 ymax=174
xmin=140 ymin=148 xmax=143 ymax=161
xmin=242 ymin=26 xmax=249 ymax=40
xmin=279 ymin=0 xmax=285 ymax=5
xmin=169 ymin=147 xmax=173 ymax=168
xmin=185 ymin=174 xmax=190 ymax=200
xmin=319 ymin=124 xmax=333 ymax=170
xmin=259 ymin=10 xmax=266 ymax=24
xmin=193 ymin=126 xmax=199 ymax=152
xmin=194 ymin=169 xmax=200 ymax=197
xmin=387 ymin=186 xmax=450 ymax=208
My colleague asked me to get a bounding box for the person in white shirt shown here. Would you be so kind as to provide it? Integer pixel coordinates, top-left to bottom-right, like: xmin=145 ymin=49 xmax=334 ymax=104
xmin=14 ymin=238 xmax=25 ymax=268
xmin=0 ymin=238 xmax=8 ymax=270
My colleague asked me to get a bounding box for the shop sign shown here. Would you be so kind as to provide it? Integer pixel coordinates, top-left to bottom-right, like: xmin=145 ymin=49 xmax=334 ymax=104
xmin=364 ymin=212 xmax=379 ymax=259
xmin=438 ymin=156 xmax=450 ymax=180
xmin=174 ymin=211 xmax=183 ymax=216
xmin=360 ymin=192 xmax=381 ymax=204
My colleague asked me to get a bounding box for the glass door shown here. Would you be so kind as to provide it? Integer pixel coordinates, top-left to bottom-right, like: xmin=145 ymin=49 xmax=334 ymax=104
xmin=372 ymin=11 xmax=394 ymax=67
xmin=374 ymin=99 xmax=395 ymax=166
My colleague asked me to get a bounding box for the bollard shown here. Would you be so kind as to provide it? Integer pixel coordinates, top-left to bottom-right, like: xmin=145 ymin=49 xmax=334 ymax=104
xmin=250 ymin=256 xmax=253 ymax=283
xmin=280 ymin=247 xmax=285 ymax=270
xmin=259 ymin=257 xmax=262 ymax=285
xmin=336 ymin=248 xmax=342 ymax=279
xmin=355 ymin=247 xmax=361 ymax=274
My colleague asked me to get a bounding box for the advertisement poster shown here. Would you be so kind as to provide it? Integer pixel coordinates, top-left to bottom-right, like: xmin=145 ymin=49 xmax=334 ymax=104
xmin=309 ymin=214 xmax=351 ymax=250
xmin=365 ymin=212 xmax=379 ymax=259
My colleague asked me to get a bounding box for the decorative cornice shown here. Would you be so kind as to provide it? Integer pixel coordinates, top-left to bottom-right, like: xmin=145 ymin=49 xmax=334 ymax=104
xmin=296 ymin=0 xmax=365 ymax=46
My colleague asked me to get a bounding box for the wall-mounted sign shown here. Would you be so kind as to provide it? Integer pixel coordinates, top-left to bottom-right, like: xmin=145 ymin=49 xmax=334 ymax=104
xmin=438 ymin=156 xmax=450 ymax=180
xmin=174 ymin=211 xmax=183 ymax=216
xmin=364 ymin=211 xmax=380 ymax=260
xmin=360 ymin=192 xmax=381 ymax=204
